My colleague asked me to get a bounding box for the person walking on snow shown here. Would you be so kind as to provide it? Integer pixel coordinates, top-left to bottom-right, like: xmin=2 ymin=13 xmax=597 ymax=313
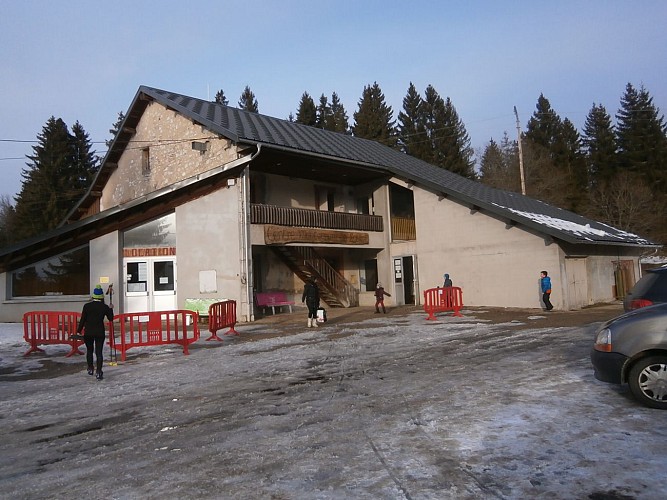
xmin=540 ymin=271 xmax=554 ymax=311
xmin=302 ymin=278 xmax=320 ymax=327
xmin=375 ymin=283 xmax=391 ymax=314
xmin=77 ymin=284 xmax=114 ymax=380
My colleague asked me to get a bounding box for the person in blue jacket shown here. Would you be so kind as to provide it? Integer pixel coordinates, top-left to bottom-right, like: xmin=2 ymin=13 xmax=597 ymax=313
xmin=540 ymin=271 xmax=553 ymax=311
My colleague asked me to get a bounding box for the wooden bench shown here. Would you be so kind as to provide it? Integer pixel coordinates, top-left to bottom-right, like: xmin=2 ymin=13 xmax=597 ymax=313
xmin=255 ymin=291 xmax=295 ymax=315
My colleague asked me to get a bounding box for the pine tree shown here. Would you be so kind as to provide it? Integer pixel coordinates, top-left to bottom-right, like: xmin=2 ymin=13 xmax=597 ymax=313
xmin=582 ymin=103 xmax=617 ymax=188
xmin=295 ymin=92 xmax=316 ymax=126
xmin=11 ymin=117 xmax=98 ymax=241
xmin=616 ymin=83 xmax=667 ymax=191
xmin=70 ymin=121 xmax=99 ymax=195
xmin=328 ymin=92 xmax=349 ymax=133
xmin=421 ymin=85 xmax=475 ymax=178
xmin=479 ymin=133 xmax=520 ymax=191
xmin=316 ymin=94 xmax=332 ymax=129
xmin=560 ymin=118 xmax=588 ymax=212
xmin=0 ymin=194 xmax=15 ymax=249
xmin=352 ymin=82 xmax=397 ymax=147
xmin=214 ymin=89 xmax=229 ymax=105
xmin=525 ymin=94 xmax=563 ymax=152
xmin=397 ymin=82 xmax=427 ymax=160
xmin=106 ymin=111 xmax=125 ymax=148
xmin=238 ymin=86 xmax=259 ymax=112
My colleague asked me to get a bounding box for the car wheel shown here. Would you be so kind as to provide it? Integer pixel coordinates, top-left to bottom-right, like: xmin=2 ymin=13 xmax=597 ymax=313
xmin=628 ymin=356 xmax=667 ymax=409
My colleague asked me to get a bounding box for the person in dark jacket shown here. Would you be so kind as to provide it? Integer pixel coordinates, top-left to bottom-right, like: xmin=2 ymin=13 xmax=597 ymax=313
xmin=302 ymin=279 xmax=320 ymax=327
xmin=374 ymin=283 xmax=391 ymax=314
xmin=540 ymin=271 xmax=553 ymax=311
xmin=443 ymin=273 xmax=453 ymax=287
xmin=77 ymin=284 xmax=114 ymax=380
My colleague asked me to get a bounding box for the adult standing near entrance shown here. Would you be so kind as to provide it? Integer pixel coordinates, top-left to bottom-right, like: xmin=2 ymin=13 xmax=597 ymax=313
xmin=302 ymin=278 xmax=320 ymax=327
xmin=77 ymin=284 xmax=114 ymax=380
xmin=540 ymin=271 xmax=554 ymax=311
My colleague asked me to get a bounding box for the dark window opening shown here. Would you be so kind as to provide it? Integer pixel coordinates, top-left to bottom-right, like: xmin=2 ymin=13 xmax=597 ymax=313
xmin=364 ymin=259 xmax=378 ymax=292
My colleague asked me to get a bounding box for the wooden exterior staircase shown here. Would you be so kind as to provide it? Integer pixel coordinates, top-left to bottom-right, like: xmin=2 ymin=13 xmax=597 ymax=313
xmin=269 ymin=246 xmax=359 ymax=308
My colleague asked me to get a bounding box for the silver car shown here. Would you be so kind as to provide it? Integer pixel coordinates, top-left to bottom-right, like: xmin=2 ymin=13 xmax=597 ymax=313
xmin=591 ymin=303 xmax=667 ymax=409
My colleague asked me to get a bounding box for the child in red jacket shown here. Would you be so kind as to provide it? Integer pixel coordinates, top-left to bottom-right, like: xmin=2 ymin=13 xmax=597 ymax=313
xmin=374 ymin=283 xmax=391 ymax=314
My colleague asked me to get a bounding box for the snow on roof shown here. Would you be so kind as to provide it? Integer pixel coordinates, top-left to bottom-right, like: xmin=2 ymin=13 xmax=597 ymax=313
xmin=493 ymin=205 xmax=654 ymax=245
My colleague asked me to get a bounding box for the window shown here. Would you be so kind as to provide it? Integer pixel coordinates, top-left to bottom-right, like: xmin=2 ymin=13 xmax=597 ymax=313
xmin=124 ymin=213 xmax=176 ymax=248
xmin=142 ymin=148 xmax=151 ymax=176
xmin=316 ymin=186 xmax=335 ymax=211
xmin=11 ymin=246 xmax=90 ymax=297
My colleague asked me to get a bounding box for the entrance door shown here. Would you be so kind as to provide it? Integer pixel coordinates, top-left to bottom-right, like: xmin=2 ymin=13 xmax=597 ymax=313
xmin=393 ymin=255 xmax=417 ymax=306
xmin=124 ymin=257 xmax=177 ymax=313
xmin=565 ymin=258 xmax=588 ymax=310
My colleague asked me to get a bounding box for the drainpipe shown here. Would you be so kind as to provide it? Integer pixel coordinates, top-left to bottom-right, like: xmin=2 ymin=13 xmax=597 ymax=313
xmin=239 ymin=144 xmax=262 ymax=321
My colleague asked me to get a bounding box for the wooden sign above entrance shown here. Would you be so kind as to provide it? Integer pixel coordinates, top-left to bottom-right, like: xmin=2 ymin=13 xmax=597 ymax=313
xmin=264 ymin=225 xmax=369 ymax=245
xmin=123 ymin=247 xmax=176 ymax=257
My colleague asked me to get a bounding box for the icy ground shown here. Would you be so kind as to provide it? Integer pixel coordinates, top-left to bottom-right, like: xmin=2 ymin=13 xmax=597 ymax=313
xmin=1 ymin=308 xmax=666 ymax=499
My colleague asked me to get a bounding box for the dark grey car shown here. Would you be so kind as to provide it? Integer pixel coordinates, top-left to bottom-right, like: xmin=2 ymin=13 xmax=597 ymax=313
xmin=624 ymin=266 xmax=667 ymax=311
xmin=591 ymin=303 xmax=667 ymax=409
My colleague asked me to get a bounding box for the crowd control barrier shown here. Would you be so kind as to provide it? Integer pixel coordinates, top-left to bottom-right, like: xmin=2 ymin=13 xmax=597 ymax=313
xmin=207 ymin=300 xmax=238 ymax=341
xmin=423 ymin=287 xmax=464 ymax=320
xmin=23 ymin=311 xmax=84 ymax=357
xmin=113 ymin=310 xmax=200 ymax=361
xmin=23 ymin=311 xmax=114 ymax=357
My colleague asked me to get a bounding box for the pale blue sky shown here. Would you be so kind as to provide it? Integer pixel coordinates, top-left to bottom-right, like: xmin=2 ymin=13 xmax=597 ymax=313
xmin=1 ymin=0 xmax=665 ymax=199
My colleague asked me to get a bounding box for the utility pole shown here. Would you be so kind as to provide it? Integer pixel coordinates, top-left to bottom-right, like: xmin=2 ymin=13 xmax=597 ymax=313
xmin=514 ymin=106 xmax=526 ymax=195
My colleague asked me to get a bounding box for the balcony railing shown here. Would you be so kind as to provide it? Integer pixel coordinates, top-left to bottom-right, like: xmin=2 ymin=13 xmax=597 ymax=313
xmin=250 ymin=204 xmax=383 ymax=232
xmin=391 ymin=217 xmax=416 ymax=241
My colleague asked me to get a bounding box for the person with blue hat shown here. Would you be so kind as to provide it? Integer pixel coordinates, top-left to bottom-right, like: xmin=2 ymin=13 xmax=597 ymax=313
xmin=76 ymin=284 xmax=114 ymax=380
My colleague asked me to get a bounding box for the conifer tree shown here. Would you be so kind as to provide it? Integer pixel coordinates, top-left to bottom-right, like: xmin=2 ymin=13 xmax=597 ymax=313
xmin=11 ymin=117 xmax=98 ymax=241
xmin=525 ymin=94 xmax=563 ymax=152
xmin=479 ymin=133 xmax=520 ymax=191
xmin=238 ymin=86 xmax=259 ymax=112
xmin=214 ymin=89 xmax=229 ymax=105
xmin=106 ymin=111 xmax=125 ymax=148
xmin=421 ymin=85 xmax=474 ymax=178
xmin=582 ymin=103 xmax=617 ymax=188
xmin=560 ymin=118 xmax=588 ymax=211
xmin=352 ymin=82 xmax=397 ymax=148
xmin=397 ymin=82 xmax=427 ymax=160
xmin=328 ymin=92 xmax=349 ymax=133
xmin=616 ymin=83 xmax=667 ymax=191
xmin=316 ymin=94 xmax=332 ymax=129
xmin=295 ymin=92 xmax=316 ymax=126
xmin=0 ymin=195 xmax=15 ymax=249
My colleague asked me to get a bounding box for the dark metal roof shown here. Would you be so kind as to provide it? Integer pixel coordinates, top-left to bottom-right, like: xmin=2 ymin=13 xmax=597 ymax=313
xmin=138 ymin=86 xmax=656 ymax=247
xmin=1 ymin=85 xmax=658 ymax=272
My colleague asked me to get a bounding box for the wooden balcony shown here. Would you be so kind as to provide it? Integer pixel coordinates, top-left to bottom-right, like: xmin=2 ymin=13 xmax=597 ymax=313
xmin=250 ymin=204 xmax=383 ymax=232
xmin=391 ymin=216 xmax=416 ymax=241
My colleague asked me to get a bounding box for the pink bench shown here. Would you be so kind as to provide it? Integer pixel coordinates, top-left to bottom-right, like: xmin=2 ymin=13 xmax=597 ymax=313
xmin=255 ymin=292 xmax=295 ymax=315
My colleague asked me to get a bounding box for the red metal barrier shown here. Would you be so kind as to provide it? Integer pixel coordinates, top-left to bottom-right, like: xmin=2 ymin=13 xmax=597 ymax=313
xmin=113 ymin=310 xmax=200 ymax=361
xmin=423 ymin=287 xmax=463 ymax=320
xmin=207 ymin=300 xmax=238 ymax=341
xmin=23 ymin=311 xmax=84 ymax=357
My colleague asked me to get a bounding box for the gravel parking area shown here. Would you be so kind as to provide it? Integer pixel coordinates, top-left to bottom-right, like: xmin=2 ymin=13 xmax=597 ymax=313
xmin=1 ymin=302 xmax=665 ymax=499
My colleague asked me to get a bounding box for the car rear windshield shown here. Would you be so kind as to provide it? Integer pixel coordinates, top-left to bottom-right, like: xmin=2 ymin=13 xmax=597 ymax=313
xmin=632 ymin=271 xmax=667 ymax=302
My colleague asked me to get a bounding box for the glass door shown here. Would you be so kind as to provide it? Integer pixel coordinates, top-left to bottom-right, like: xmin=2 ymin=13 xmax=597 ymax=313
xmin=124 ymin=257 xmax=176 ymax=313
